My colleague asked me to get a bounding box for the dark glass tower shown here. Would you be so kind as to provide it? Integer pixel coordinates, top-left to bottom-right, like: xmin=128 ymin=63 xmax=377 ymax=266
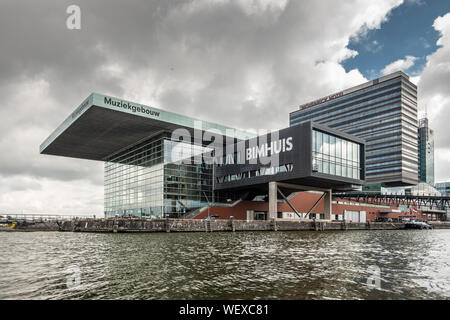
xmin=289 ymin=71 xmax=418 ymax=186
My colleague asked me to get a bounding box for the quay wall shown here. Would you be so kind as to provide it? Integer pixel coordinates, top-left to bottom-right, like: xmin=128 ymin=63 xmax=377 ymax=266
xmin=3 ymin=218 xmax=450 ymax=232
xmin=0 ymin=220 xmax=60 ymax=232
xmin=429 ymin=222 xmax=450 ymax=229
xmin=60 ymin=218 xmax=409 ymax=233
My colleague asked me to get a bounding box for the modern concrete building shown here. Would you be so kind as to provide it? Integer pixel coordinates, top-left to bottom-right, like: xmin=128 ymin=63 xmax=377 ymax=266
xmin=290 ymin=71 xmax=418 ymax=187
xmin=40 ymin=93 xmax=254 ymax=218
xmin=418 ymin=117 xmax=435 ymax=185
xmin=40 ymin=93 xmax=365 ymax=220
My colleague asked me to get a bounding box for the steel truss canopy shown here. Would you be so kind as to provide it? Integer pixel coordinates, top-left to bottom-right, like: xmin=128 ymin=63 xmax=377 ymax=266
xmin=40 ymin=93 xmax=254 ymax=161
xmin=334 ymin=193 xmax=450 ymax=210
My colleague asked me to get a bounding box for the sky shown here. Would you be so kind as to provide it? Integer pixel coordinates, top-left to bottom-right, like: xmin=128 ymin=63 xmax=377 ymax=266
xmin=1 ymin=0 xmax=450 ymax=215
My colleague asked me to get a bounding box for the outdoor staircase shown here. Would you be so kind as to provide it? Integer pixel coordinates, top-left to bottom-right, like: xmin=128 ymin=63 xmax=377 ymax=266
xmin=180 ymin=199 xmax=245 ymax=219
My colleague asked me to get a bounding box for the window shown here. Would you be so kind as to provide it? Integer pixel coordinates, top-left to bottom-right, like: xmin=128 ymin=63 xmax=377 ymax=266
xmin=312 ymin=130 xmax=361 ymax=180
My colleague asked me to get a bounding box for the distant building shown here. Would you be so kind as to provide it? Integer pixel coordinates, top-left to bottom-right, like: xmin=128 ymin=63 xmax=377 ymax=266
xmin=418 ymin=117 xmax=435 ymax=185
xmin=290 ymin=71 xmax=418 ymax=187
xmin=383 ymin=182 xmax=441 ymax=196
xmin=435 ymin=182 xmax=450 ymax=197
xmin=382 ymin=182 xmax=446 ymax=221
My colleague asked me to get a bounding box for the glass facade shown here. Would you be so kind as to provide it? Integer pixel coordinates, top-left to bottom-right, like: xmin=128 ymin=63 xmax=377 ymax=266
xmin=383 ymin=182 xmax=441 ymax=196
xmin=163 ymin=140 xmax=214 ymax=217
xmin=290 ymin=73 xmax=418 ymax=185
xmin=312 ymin=130 xmax=361 ymax=180
xmin=216 ymin=163 xmax=294 ymax=184
xmin=104 ymin=133 xmax=214 ymax=218
xmin=104 ymin=136 xmax=165 ymax=218
xmin=418 ymin=117 xmax=434 ymax=185
xmin=435 ymin=182 xmax=450 ymax=197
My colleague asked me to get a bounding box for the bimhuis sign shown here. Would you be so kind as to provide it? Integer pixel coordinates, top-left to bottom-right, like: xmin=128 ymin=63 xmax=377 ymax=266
xmin=222 ymin=130 xmax=295 ymax=167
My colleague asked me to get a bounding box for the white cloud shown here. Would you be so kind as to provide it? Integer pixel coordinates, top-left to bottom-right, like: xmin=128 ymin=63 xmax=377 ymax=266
xmin=0 ymin=0 xmax=404 ymax=215
xmin=416 ymin=13 xmax=450 ymax=182
xmin=381 ymin=55 xmax=417 ymax=75
xmin=379 ymin=12 xmax=450 ymax=182
xmin=0 ymin=177 xmax=103 ymax=216
xmin=350 ymin=0 xmax=403 ymax=42
xmin=409 ymin=75 xmax=421 ymax=85
xmin=405 ymin=0 xmax=425 ymax=6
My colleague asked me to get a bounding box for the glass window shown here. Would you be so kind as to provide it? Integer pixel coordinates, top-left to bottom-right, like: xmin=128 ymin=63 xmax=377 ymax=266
xmin=357 ymin=144 xmax=360 ymax=164
xmin=336 ymin=163 xmax=342 ymax=176
xmin=342 ymin=140 xmax=347 ymax=160
xmin=323 ymin=159 xmax=329 ymax=174
xmin=312 ymin=130 xmax=318 ymax=153
xmin=330 ymin=161 xmax=336 ymax=176
xmin=318 ymin=159 xmax=323 ymax=173
xmin=104 ymin=135 xmax=215 ymax=219
xmin=311 ymin=130 xmax=361 ymax=180
xmin=352 ymin=144 xmax=358 ymax=163
xmin=323 ymin=134 xmax=330 ymax=160
xmin=347 ymin=141 xmax=352 ymax=162
xmin=330 ymin=136 xmax=336 ymax=158
xmin=317 ymin=131 xmax=323 ymax=154
xmin=336 ymin=138 xmax=342 ymax=159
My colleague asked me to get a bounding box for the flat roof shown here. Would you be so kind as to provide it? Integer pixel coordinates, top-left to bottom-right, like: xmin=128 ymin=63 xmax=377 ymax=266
xmin=292 ymin=71 xmax=414 ymax=114
xmin=341 ymin=71 xmax=413 ymax=97
xmin=40 ymin=93 xmax=255 ymax=161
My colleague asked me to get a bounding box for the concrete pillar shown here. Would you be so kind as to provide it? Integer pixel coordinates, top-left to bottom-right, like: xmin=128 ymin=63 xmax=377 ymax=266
xmin=165 ymin=218 xmax=171 ymax=233
xmin=324 ymin=189 xmax=332 ymax=220
xmin=268 ymin=181 xmax=278 ymax=220
xmin=271 ymin=218 xmax=278 ymax=231
xmin=112 ymin=217 xmax=119 ymax=233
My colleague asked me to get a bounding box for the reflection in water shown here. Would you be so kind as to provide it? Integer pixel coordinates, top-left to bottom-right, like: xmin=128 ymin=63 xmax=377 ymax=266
xmin=0 ymin=230 xmax=449 ymax=300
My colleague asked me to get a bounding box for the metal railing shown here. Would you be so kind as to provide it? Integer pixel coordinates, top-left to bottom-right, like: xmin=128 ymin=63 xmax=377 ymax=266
xmin=0 ymin=214 xmax=98 ymax=222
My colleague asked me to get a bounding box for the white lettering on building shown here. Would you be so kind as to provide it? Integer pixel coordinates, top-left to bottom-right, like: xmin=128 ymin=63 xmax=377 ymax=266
xmin=246 ymin=137 xmax=293 ymax=161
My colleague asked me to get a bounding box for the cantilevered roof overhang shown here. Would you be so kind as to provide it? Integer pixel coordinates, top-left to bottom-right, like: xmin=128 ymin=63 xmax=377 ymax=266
xmin=40 ymin=93 xmax=254 ymax=161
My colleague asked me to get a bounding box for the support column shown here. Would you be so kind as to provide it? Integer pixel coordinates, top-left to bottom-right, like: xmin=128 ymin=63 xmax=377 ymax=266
xmin=324 ymin=189 xmax=332 ymax=221
xmin=268 ymin=181 xmax=278 ymax=220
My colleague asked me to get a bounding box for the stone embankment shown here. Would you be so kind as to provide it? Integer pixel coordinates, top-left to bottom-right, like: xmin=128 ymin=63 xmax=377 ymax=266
xmin=0 ymin=220 xmax=60 ymax=232
xmin=2 ymin=217 xmax=449 ymax=232
xmin=58 ymin=218 xmax=415 ymax=232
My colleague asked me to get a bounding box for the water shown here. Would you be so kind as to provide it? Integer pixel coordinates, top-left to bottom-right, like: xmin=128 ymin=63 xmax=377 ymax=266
xmin=1 ymin=230 xmax=449 ymax=300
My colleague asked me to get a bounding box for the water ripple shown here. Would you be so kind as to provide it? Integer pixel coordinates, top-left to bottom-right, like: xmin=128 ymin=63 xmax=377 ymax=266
xmin=0 ymin=230 xmax=449 ymax=299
